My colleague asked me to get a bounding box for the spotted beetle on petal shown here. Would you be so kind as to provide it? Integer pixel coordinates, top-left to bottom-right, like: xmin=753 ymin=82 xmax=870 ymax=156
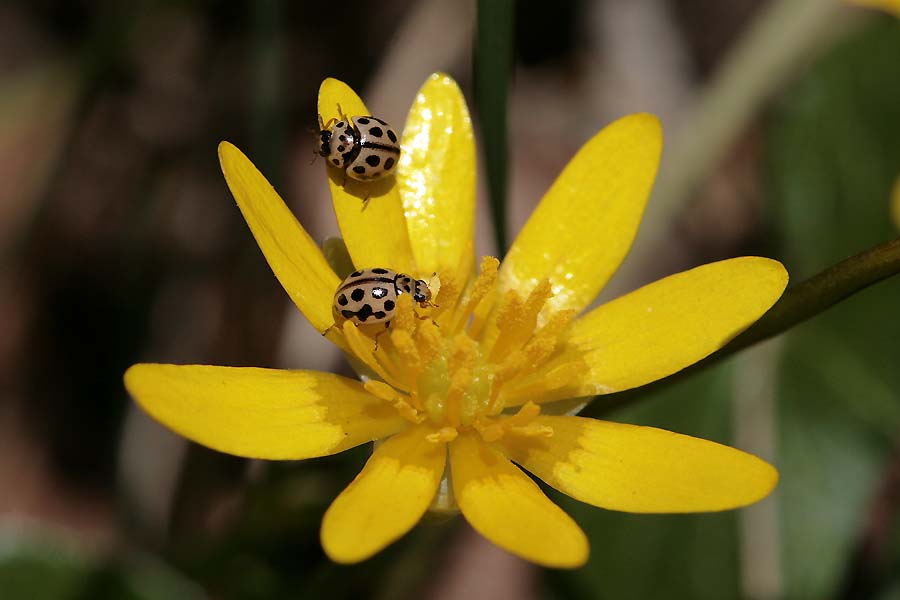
xmin=318 ymin=114 xmax=401 ymax=182
xmin=333 ymin=268 xmax=432 ymax=326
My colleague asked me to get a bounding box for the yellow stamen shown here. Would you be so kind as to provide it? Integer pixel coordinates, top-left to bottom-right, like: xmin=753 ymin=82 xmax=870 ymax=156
xmin=488 ymin=280 xmax=553 ymax=363
xmin=389 ymin=329 xmax=420 ymax=366
xmin=363 ymin=380 xmax=424 ymax=424
xmin=453 ymin=256 xmax=499 ymax=334
xmin=500 ymin=359 xmax=589 ymax=406
xmin=426 ymin=427 xmax=459 ymax=443
xmin=434 ymin=272 xmax=460 ymax=311
xmin=473 ymin=402 xmax=553 ymax=442
xmin=391 ymin=293 xmax=418 ymax=336
xmin=341 ymin=256 xmax=584 ymax=440
xmin=341 ymin=322 xmax=408 ymax=391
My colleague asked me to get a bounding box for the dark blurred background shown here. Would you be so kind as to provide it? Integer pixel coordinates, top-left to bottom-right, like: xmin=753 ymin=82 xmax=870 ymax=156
xmin=1 ymin=1 xmax=899 ymax=598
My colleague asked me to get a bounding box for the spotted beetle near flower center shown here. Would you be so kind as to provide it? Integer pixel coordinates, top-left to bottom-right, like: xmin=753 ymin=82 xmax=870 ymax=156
xmin=318 ymin=114 xmax=401 ymax=182
xmin=333 ymin=268 xmax=432 ymax=326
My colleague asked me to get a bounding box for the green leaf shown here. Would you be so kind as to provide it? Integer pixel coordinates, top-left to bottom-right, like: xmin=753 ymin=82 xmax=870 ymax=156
xmin=475 ymin=0 xmax=514 ymax=253
xmin=0 ymin=527 xmax=202 ymax=600
xmin=767 ymin=17 xmax=900 ymax=599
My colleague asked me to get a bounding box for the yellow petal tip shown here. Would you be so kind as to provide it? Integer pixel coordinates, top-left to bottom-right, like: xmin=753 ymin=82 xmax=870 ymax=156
xmin=217 ymin=140 xmax=246 ymax=169
xmin=318 ymin=77 xmax=347 ymax=94
xmin=426 ymin=72 xmax=457 ymax=86
xmin=621 ymin=112 xmax=662 ymax=143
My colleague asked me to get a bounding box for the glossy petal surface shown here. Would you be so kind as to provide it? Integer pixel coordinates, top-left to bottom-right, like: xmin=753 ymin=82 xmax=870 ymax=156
xmin=321 ymin=426 xmax=445 ymax=563
xmin=450 ymin=433 xmax=588 ymax=568
xmin=397 ymin=73 xmax=476 ymax=279
xmin=498 ymin=114 xmax=661 ymax=316
xmin=318 ymin=78 xmax=416 ymax=274
xmin=219 ymin=142 xmax=339 ymax=333
xmin=125 ymin=364 xmax=406 ymax=459
xmin=498 ymin=416 xmax=778 ymax=512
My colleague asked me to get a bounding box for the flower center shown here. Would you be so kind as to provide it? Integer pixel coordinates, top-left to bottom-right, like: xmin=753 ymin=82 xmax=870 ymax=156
xmin=339 ymin=257 xmax=585 ymax=443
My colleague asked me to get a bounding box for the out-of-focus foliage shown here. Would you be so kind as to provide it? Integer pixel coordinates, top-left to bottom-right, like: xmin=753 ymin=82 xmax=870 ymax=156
xmin=0 ymin=528 xmax=202 ymax=600
xmin=769 ymin=18 xmax=900 ymax=600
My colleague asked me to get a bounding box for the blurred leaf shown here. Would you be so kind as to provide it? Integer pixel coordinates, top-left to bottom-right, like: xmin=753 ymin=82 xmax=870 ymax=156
xmin=767 ymin=17 xmax=900 ymax=599
xmin=551 ymin=364 xmax=742 ymax=599
xmin=0 ymin=526 xmax=202 ymax=600
xmin=475 ymin=0 xmax=514 ymax=253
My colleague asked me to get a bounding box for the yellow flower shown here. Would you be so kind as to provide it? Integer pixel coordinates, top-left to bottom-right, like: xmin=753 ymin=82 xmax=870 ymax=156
xmin=125 ymin=74 xmax=788 ymax=568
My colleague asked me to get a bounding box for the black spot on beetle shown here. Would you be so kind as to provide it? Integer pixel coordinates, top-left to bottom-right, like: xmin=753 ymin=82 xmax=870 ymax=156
xmin=384 ymin=157 xmax=395 ymax=170
xmin=355 ymin=303 xmax=375 ymax=321
xmin=351 ymin=288 xmax=365 ymax=302
xmin=383 ymin=299 xmax=395 ymax=311
xmin=371 ymin=268 xmax=389 ymax=274
xmin=357 ymin=117 xmax=370 ymax=125
xmin=339 ymin=135 xmax=347 ymax=142
xmin=371 ymin=287 xmax=388 ymax=299
xmin=336 ymin=121 xmax=344 ymax=128
xmin=332 ymin=159 xmax=340 ymax=165
xmin=351 ymin=270 xmax=363 ymax=276
xmin=374 ymin=311 xmax=386 ymax=320
xmin=353 ymin=166 xmax=366 ymax=174
xmin=337 ymin=146 xmax=345 ymax=152
xmin=368 ymin=126 xmax=383 ymax=138
xmin=366 ymin=155 xmax=381 ymax=167
xmin=373 ymin=117 xmax=387 ymax=125
xmin=338 ymin=294 xmax=348 ymax=306
xmin=387 ymin=130 xmax=397 ymax=143
xmin=341 ymin=309 xmax=355 ymax=319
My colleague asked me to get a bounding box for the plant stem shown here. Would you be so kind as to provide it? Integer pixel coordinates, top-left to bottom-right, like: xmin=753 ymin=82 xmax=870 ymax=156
xmin=474 ymin=0 xmax=514 ymax=254
xmin=582 ymin=236 xmax=900 ymax=417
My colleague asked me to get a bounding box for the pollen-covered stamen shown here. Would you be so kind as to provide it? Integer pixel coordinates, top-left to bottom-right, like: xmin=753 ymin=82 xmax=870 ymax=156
xmin=487 ymin=280 xmax=554 ymax=363
xmin=342 ymin=257 xmax=586 ymax=434
xmin=426 ymin=427 xmax=459 ymax=443
xmin=431 ymin=273 xmax=461 ymax=325
xmin=474 ymin=401 xmax=554 ymax=442
xmin=500 ymin=358 xmax=590 ymax=407
xmin=520 ymin=309 xmax=577 ymax=367
xmin=450 ymin=256 xmax=499 ymax=335
xmin=341 ymin=322 xmax=409 ymax=392
xmin=364 ymin=380 xmax=424 ymax=424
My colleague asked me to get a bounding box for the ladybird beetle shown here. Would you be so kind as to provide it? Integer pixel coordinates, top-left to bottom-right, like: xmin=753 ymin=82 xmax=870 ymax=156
xmin=318 ymin=114 xmax=401 ymax=182
xmin=333 ymin=268 xmax=432 ymax=326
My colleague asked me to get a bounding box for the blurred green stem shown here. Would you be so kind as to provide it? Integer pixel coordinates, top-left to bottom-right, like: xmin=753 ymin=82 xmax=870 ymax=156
xmin=584 ymin=236 xmax=900 ymax=417
xmin=475 ymin=0 xmax=514 ymax=253
xmin=251 ymin=0 xmax=285 ymax=183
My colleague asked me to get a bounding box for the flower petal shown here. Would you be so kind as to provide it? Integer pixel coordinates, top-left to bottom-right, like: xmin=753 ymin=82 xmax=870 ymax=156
xmin=497 ymin=416 xmax=778 ymax=513
xmin=449 ymin=433 xmax=588 ymax=568
xmin=124 ymin=364 xmax=406 ymax=459
xmin=504 ymin=257 xmax=788 ymax=405
xmin=397 ymin=73 xmax=476 ymax=279
xmin=321 ymin=426 xmax=445 ymax=563
xmin=498 ymin=113 xmax=662 ymax=315
xmin=318 ymin=78 xmax=416 ymax=274
xmin=218 ymin=141 xmax=339 ymax=333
